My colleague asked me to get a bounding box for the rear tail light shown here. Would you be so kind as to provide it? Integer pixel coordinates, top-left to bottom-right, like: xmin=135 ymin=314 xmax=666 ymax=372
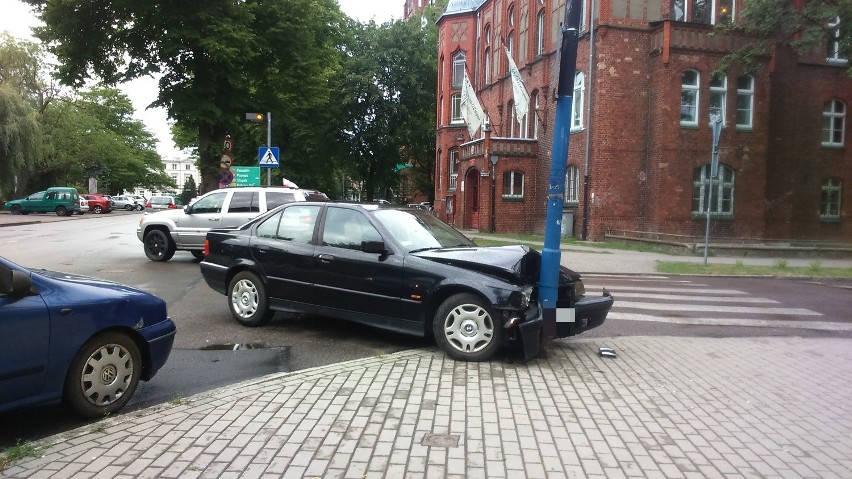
xmin=203 ymin=240 xmax=210 ymax=256
xmin=145 ymin=203 xmax=151 ymax=208
xmin=168 ymin=203 xmax=177 ymax=209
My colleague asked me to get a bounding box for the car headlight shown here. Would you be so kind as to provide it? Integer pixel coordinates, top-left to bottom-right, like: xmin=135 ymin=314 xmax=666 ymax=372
xmin=508 ymin=286 xmax=533 ymax=309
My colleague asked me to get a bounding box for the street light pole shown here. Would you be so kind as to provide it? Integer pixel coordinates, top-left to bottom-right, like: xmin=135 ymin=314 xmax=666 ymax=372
xmin=703 ymin=113 xmax=722 ymax=266
xmin=266 ymin=111 xmax=272 ymax=186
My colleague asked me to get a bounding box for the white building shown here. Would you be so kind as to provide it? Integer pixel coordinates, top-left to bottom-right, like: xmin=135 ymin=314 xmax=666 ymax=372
xmin=133 ymin=156 xmax=200 ymax=198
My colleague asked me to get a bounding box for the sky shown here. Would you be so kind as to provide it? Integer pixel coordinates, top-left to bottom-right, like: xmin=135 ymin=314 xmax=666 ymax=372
xmin=0 ymin=0 xmax=402 ymax=158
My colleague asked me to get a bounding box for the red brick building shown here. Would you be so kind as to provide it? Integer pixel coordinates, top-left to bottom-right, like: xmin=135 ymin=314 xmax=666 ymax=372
xmin=433 ymin=0 xmax=851 ymax=242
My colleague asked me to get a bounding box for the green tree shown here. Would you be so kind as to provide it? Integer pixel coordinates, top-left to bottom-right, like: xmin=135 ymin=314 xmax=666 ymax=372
xmin=180 ymin=175 xmax=198 ymax=204
xmin=25 ymin=0 xmax=345 ymax=192
xmin=0 ymin=84 xmax=41 ymax=199
xmin=716 ymin=0 xmax=852 ymax=75
xmin=332 ymin=12 xmax=439 ymax=202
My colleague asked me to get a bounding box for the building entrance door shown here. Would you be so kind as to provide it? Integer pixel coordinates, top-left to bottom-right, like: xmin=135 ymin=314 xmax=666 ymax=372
xmin=465 ymin=169 xmax=480 ymax=230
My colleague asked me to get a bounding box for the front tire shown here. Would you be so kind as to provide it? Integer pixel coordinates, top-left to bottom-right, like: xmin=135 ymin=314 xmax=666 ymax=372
xmin=143 ymin=229 xmax=175 ymax=261
xmin=433 ymin=293 xmax=502 ymax=362
xmin=136 ymin=205 xmax=144 ymax=211
xmin=93 ymin=205 xmax=103 ymax=214
xmin=64 ymin=332 xmax=141 ymax=418
xmin=10 ymin=205 xmax=21 ymax=215
xmin=228 ymin=271 xmax=273 ymax=327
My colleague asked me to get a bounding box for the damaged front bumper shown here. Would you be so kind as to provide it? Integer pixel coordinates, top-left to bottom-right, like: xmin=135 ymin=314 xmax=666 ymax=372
xmin=510 ymin=290 xmax=615 ymax=359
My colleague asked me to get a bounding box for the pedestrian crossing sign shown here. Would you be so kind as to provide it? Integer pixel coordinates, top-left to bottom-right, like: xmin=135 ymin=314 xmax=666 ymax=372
xmin=258 ymin=147 xmax=280 ymax=168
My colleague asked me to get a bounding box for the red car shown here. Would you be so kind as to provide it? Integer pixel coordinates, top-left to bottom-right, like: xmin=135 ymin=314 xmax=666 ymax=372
xmin=81 ymin=194 xmax=112 ymax=214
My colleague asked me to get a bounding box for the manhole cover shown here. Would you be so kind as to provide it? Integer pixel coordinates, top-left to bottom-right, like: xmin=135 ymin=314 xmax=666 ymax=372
xmin=421 ymin=434 xmax=460 ymax=448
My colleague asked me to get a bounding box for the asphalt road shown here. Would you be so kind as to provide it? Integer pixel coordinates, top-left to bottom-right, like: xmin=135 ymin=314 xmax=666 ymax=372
xmin=1 ymin=210 xmax=851 ymax=448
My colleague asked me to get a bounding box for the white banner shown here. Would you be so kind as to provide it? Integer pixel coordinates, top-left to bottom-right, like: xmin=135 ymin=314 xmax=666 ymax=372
xmin=505 ymin=46 xmax=530 ymax=121
xmin=460 ymin=69 xmax=486 ymax=138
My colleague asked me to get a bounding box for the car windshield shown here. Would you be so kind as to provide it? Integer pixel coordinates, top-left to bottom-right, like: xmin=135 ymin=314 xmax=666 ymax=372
xmin=373 ymin=209 xmax=474 ymax=253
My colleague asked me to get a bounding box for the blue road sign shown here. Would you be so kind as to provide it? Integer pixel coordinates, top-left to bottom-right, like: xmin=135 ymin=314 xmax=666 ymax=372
xmin=258 ymin=147 xmax=280 ymax=168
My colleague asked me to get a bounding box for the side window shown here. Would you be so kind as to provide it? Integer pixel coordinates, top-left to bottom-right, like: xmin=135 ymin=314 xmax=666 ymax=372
xmin=228 ymin=191 xmax=257 ymax=213
xmin=46 ymin=192 xmax=57 ymax=200
xmin=192 ymin=192 xmax=227 ymax=214
xmin=322 ymin=207 xmax=381 ymax=250
xmin=266 ymin=192 xmax=297 ymax=210
xmin=279 ymin=205 xmax=321 ymax=244
xmin=256 ymin=211 xmax=282 ymax=239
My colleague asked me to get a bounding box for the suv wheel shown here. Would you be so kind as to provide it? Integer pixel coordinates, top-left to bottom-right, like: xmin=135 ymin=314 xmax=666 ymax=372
xmin=143 ymin=229 xmax=176 ymax=261
xmin=55 ymin=206 xmax=67 ymax=217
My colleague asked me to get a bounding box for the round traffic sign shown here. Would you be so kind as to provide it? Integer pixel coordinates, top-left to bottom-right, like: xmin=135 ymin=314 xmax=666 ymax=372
xmin=223 ymin=135 xmax=233 ymax=151
xmin=220 ymin=154 xmax=233 ymax=169
xmin=216 ymin=169 xmax=235 ymax=185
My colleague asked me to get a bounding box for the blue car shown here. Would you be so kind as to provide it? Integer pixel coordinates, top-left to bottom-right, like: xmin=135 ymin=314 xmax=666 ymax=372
xmin=0 ymin=256 xmax=176 ymax=418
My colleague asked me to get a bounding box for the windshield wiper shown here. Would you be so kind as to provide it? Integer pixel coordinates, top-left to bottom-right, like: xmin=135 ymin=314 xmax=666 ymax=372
xmin=408 ymin=246 xmax=440 ymax=253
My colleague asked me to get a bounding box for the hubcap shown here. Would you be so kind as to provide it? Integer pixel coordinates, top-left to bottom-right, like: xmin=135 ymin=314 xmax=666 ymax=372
xmin=443 ymin=303 xmax=494 ymax=354
xmin=80 ymin=344 xmax=133 ymax=406
xmin=231 ymin=279 xmax=259 ymax=319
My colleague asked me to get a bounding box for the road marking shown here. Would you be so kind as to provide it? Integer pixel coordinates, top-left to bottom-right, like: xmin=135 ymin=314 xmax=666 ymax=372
xmin=607 ymin=292 xmax=777 ymax=303
xmin=608 ymin=313 xmax=852 ymax=331
xmin=589 ymin=286 xmax=746 ymax=294
xmin=614 ymin=300 xmax=821 ymax=315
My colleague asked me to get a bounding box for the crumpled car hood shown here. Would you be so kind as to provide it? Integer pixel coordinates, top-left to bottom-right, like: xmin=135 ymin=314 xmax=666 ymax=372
xmin=412 ymin=245 xmax=542 ymax=284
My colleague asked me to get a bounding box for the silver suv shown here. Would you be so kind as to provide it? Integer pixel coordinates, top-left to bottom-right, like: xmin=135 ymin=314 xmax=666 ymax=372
xmin=137 ymin=186 xmax=306 ymax=261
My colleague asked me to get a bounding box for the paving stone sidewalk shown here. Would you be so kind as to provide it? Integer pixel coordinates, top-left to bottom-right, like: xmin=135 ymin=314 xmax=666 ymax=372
xmin=3 ymin=336 xmax=851 ymax=478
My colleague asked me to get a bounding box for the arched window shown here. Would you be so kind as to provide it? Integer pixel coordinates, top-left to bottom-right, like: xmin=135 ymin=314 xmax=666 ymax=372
xmin=535 ymin=10 xmax=546 ymax=56
xmin=502 ymin=170 xmax=524 ymax=198
xmin=452 ymin=52 xmax=465 ymax=89
xmin=483 ymin=25 xmax=492 ymax=84
xmin=681 ymin=70 xmax=700 ymax=126
xmin=508 ymin=4 xmax=515 ymax=27
xmin=565 ymin=165 xmax=579 ymax=203
xmin=484 ymin=47 xmax=491 ymax=84
xmin=735 ymin=75 xmax=754 ymax=129
xmin=448 ymin=149 xmax=459 ymax=191
xmin=572 ymin=72 xmax=585 ymax=131
xmin=822 ymin=99 xmax=846 ymax=147
xmin=692 ymin=164 xmax=735 ymax=215
xmin=821 ymin=178 xmax=842 ymax=219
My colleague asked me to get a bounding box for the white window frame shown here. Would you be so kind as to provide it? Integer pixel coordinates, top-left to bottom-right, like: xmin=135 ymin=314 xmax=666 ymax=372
xmin=452 ymin=52 xmax=465 ymax=89
xmin=821 ymin=178 xmax=842 ymax=220
xmin=827 ymin=17 xmax=847 ymax=64
xmin=536 ymin=10 xmax=546 ymax=55
xmin=572 ymin=72 xmax=585 ymax=131
xmin=484 ymin=47 xmax=491 ymax=84
xmin=709 ymin=75 xmax=727 ymax=127
xmin=822 ymin=99 xmax=846 ymax=147
xmin=451 ymin=93 xmax=463 ymax=124
xmin=681 ymin=70 xmax=700 ymax=127
xmin=502 ymin=170 xmax=525 ymax=198
xmin=565 ymin=165 xmax=579 ymax=203
xmin=735 ymin=74 xmax=754 ymax=130
xmin=693 ymin=164 xmax=735 ymax=216
xmin=448 ymin=149 xmax=459 ymax=191
xmin=532 ymin=92 xmax=540 ymax=139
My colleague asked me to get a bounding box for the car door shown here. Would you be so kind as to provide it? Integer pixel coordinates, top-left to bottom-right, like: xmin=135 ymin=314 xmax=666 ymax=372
xmin=0 ymin=268 xmax=50 ymax=405
xmin=313 ymin=206 xmax=406 ymax=324
xmin=221 ymin=190 xmax=260 ymax=227
xmin=250 ymin=204 xmax=321 ymax=310
xmin=174 ymin=191 xmax=229 ymax=248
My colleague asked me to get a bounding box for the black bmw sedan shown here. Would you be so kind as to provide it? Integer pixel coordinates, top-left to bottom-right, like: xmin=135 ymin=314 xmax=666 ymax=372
xmin=200 ymin=203 xmax=613 ymax=361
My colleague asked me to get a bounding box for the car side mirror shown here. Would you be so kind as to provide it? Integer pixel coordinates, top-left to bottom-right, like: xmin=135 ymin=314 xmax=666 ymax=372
xmin=0 ymin=266 xmax=35 ymax=298
xmin=362 ymin=240 xmax=387 ymax=255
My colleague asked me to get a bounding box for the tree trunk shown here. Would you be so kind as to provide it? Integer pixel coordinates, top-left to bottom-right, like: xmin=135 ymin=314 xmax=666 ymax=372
xmin=198 ymin=123 xmax=228 ymax=193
